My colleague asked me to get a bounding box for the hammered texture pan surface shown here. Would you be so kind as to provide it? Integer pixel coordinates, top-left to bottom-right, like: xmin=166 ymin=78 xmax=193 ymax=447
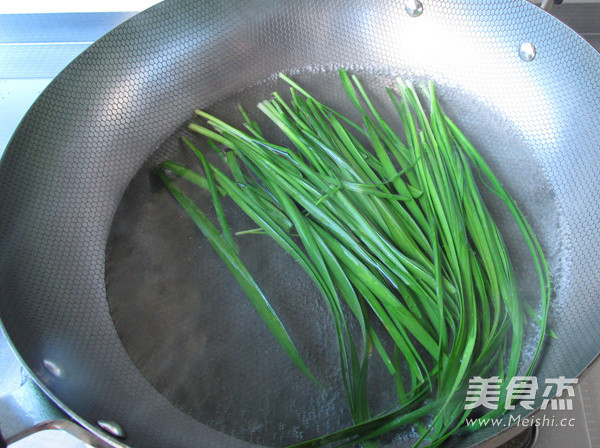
xmin=1 ymin=1 xmax=600 ymax=447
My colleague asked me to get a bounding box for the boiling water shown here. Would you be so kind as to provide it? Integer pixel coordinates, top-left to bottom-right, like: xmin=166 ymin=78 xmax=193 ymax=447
xmin=105 ymin=69 xmax=559 ymax=447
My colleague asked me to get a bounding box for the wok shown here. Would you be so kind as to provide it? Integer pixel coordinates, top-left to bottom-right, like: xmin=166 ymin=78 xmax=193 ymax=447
xmin=1 ymin=0 xmax=600 ymax=447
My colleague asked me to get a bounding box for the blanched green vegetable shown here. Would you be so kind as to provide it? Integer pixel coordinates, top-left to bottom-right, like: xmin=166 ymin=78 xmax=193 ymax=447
xmin=157 ymin=71 xmax=551 ymax=447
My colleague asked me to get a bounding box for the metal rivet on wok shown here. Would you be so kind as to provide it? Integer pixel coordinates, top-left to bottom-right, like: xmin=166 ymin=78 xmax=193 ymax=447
xmin=42 ymin=359 xmax=64 ymax=379
xmin=519 ymin=42 xmax=537 ymax=62
xmin=405 ymin=0 xmax=424 ymax=17
xmin=97 ymin=420 xmax=127 ymax=439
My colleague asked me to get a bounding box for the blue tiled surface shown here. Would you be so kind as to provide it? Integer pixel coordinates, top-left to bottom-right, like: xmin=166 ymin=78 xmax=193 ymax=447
xmin=0 ymin=79 xmax=53 ymax=173
xmin=0 ymin=12 xmax=136 ymax=43
xmin=0 ymin=44 xmax=93 ymax=78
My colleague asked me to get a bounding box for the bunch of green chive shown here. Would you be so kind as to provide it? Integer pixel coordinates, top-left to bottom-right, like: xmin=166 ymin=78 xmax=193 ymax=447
xmin=156 ymin=70 xmax=551 ymax=448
